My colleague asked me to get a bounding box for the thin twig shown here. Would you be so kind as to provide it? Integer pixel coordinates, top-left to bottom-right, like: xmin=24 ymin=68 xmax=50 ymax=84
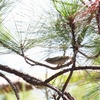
xmin=0 ymin=72 xmax=20 ymax=100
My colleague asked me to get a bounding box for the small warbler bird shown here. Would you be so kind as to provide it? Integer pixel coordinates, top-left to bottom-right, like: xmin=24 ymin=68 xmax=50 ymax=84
xmin=45 ymin=56 xmax=70 ymax=66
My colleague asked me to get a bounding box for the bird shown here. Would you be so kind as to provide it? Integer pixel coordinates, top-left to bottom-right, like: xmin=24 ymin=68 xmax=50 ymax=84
xmin=45 ymin=56 xmax=70 ymax=66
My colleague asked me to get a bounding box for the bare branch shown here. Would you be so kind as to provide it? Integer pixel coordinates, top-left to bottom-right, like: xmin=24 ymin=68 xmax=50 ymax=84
xmin=0 ymin=64 xmax=100 ymax=99
xmin=44 ymin=66 xmax=100 ymax=83
xmin=0 ymin=64 xmax=73 ymax=100
xmin=0 ymin=72 xmax=20 ymax=100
